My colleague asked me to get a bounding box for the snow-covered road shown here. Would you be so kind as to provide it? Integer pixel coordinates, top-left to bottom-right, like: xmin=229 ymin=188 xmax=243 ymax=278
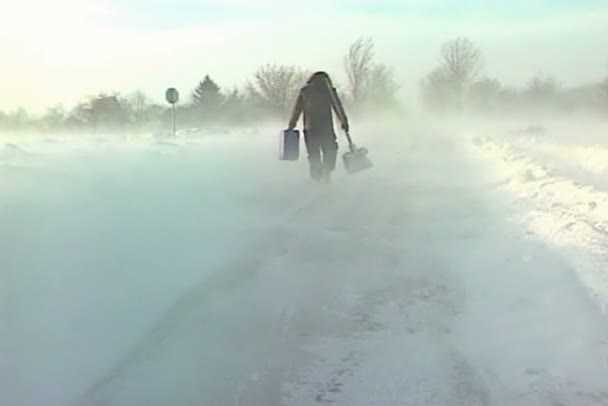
xmin=2 ymin=123 xmax=608 ymax=406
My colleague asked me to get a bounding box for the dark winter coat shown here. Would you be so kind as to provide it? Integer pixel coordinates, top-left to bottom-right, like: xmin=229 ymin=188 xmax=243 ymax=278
xmin=288 ymin=74 xmax=349 ymax=134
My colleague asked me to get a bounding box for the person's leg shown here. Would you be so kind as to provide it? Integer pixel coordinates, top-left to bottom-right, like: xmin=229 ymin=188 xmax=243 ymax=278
xmin=304 ymin=131 xmax=323 ymax=181
xmin=320 ymin=131 xmax=339 ymax=179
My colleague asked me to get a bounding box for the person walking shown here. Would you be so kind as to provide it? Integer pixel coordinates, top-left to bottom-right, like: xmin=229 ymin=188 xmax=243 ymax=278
xmin=287 ymin=71 xmax=350 ymax=182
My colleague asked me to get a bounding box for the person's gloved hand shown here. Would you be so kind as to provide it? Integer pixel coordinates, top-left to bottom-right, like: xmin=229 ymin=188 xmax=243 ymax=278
xmin=341 ymin=122 xmax=350 ymax=133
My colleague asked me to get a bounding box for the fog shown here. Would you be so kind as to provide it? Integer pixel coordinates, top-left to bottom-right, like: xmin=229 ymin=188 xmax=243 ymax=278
xmin=2 ymin=1 xmax=608 ymax=405
xmin=2 ymin=115 xmax=608 ymax=405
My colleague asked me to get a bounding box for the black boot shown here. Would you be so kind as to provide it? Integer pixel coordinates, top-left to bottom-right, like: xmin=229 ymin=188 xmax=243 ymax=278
xmin=309 ymin=162 xmax=323 ymax=182
xmin=321 ymin=168 xmax=332 ymax=184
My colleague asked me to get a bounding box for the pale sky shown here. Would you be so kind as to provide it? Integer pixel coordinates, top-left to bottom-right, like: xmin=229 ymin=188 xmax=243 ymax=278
xmin=1 ymin=0 xmax=607 ymax=114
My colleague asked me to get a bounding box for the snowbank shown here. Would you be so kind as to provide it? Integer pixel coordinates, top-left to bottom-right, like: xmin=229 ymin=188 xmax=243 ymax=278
xmin=468 ymin=131 xmax=608 ymax=313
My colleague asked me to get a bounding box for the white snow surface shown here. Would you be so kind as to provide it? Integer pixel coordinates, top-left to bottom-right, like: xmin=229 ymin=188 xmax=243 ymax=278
xmin=467 ymin=117 xmax=608 ymax=313
xmin=2 ymin=120 xmax=608 ymax=406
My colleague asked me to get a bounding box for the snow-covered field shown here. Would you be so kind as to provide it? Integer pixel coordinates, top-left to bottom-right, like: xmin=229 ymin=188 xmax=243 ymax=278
xmin=467 ymin=117 xmax=608 ymax=312
xmin=2 ymin=119 xmax=608 ymax=406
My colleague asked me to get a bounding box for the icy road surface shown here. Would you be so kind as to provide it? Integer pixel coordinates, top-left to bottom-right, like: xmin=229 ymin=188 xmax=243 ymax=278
xmin=2 ymin=123 xmax=608 ymax=406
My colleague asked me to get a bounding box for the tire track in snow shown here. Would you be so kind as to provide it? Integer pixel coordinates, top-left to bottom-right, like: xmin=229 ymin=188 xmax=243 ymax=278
xmin=71 ymin=127 xmax=608 ymax=406
xmin=277 ymin=137 xmax=493 ymax=406
xmin=72 ymin=183 xmax=337 ymax=406
xmin=75 ymin=151 xmax=488 ymax=406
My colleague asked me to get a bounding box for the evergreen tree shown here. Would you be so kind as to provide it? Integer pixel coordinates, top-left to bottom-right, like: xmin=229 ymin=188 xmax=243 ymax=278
xmin=192 ymin=76 xmax=223 ymax=107
xmin=222 ymin=88 xmax=245 ymax=122
xmin=191 ymin=75 xmax=225 ymax=124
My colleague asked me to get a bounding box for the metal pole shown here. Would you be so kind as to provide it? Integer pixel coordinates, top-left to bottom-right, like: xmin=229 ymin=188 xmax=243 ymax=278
xmin=172 ymin=104 xmax=176 ymax=137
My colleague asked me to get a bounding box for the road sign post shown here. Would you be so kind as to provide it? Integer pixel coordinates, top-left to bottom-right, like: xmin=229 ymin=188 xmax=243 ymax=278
xmin=165 ymin=88 xmax=179 ymax=137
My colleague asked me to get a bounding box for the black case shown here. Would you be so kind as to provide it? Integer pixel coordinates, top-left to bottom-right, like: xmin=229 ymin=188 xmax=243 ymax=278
xmin=279 ymin=129 xmax=300 ymax=160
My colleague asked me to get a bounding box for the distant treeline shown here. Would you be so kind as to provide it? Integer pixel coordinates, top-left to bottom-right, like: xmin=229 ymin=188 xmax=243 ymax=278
xmin=419 ymin=37 xmax=608 ymax=117
xmin=0 ymin=38 xmax=400 ymax=135
xmin=1 ymin=37 xmax=606 ymax=134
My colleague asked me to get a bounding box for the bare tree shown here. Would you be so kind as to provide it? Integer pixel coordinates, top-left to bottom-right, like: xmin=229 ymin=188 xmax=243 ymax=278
xmin=419 ymin=67 xmax=458 ymax=114
xmin=43 ymin=104 xmax=66 ymax=131
xmin=468 ymin=77 xmax=503 ymax=112
xmin=343 ymin=37 xmax=400 ymax=112
xmin=248 ymin=64 xmax=310 ymax=116
xmin=344 ymin=37 xmax=375 ymax=107
xmin=524 ymin=75 xmax=559 ymax=100
xmin=121 ymin=90 xmax=150 ymax=126
xmin=601 ymin=79 xmax=608 ymax=95
xmin=67 ymin=93 xmax=128 ymax=131
xmin=130 ymin=91 xmax=148 ymax=120
xmin=366 ymin=64 xmax=399 ymax=109
xmin=221 ymin=88 xmax=248 ymax=124
xmin=521 ymin=75 xmax=562 ymax=113
xmin=439 ymin=37 xmax=483 ymax=110
xmin=69 ymin=100 xmax=93 ymax=126
xmin=4 ymin=107 xmax=29 ymax=129
xmin=600 ymin=69 xmax=608 ymax=105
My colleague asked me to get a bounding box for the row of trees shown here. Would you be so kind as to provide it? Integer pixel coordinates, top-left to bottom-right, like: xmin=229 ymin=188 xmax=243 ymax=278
xmin=0 ymin=38 xmax=401 ymax=134
xmin=176 ymin=38 xmax=400 ymax=127
xmin=0 ymin=92 xmax=165 ymax=134
xmin=420 ymin=37 xmax=608 ymax=116
xmin=2 ymin=36 xmax=606 ymax=134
